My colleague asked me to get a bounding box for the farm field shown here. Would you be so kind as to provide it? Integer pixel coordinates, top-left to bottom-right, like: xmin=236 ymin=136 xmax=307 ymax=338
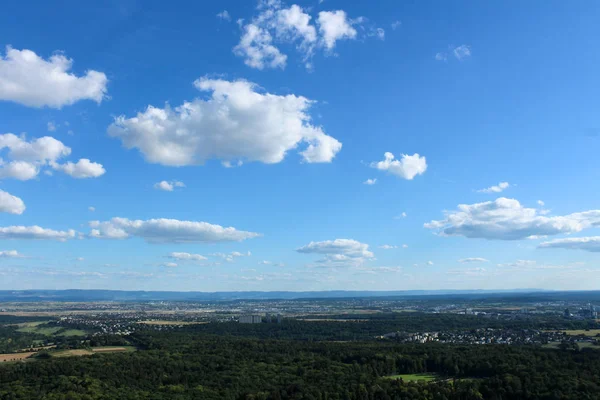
xmin=384 ymin=373 xmax=438 ymax=382
xmin=16 ymin=324 xmax=86 ymax=337
xmin=561 ymin=329 xmax=600 ymax=337
xmin=52 ymin=346 xmax=135 ymax=357
xmin=0 ymin=352 xmax=35 ymax=363
xmin=137 ymin=320 xmax=206 ymax=326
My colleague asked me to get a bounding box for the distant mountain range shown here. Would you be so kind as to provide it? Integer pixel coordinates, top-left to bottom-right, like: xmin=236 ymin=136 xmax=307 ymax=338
xmin=2 ymin=288 xmax=596 ymax=303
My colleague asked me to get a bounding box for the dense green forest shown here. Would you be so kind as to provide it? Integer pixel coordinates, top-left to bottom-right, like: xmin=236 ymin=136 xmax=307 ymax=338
xmin=2 ymin=327 xmax=600 ymax=399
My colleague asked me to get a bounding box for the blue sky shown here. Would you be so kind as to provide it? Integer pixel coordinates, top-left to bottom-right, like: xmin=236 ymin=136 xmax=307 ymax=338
xmin=0 ymin=0 xmax=599 ymax=291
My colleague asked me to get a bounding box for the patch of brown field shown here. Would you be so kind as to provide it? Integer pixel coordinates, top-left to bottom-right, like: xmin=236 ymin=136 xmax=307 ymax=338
xmin=137 ymin=320 xmax=207 ymax=325
xmin=297 ymin=318 xmax=366 ymax=322
xmin=0 ymin=352 xmax=35 ymax=362
xmin=18 ymin=345 xmax=56 ymax=352
xmin=54 ymin=349 xmax=93 ymax=357
xmin=91 ymin=347 xmax=128 ymax=353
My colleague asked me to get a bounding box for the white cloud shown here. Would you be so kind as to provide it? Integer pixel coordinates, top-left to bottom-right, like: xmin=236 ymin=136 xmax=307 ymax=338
xmin=162 ymin=262 xmax=178 ymax=268
xmin=391 ymin=21 xmax=401 ymax=30
xmin=537 ymin=200 xmax=545 ymax=206
xmin=317 ymin=10 xmax=357 ymax=50
xmin=298 ymin=238 xmax=374 ymax=267
xmin=0 ymin=225 xmax=77 ymax=241
xmin=394 ymin=212 xmax=408 ymax=219
xmin=154 ymin=180 xmax=185 ymax=192
xmin=233 ymin=2 xmax=375 ymax=70
xmin=459 ymin=257 xmax=489 ymax=263
xmin=0 ymin=46 xmax=108 ymax=108
xmin=378 ymin=244 xmax=397 ymax=249
xmin=0 ymin=189 xmax=25 ymax=214
xmin=370 ymin=152 xmax=427 ymax=180
xmin=88 ymin=206 xmax=95 ymax=212
xmin=52 ymin=158 xmax=105 ymax=178
xmin=168 ymin=252 xmax=208 ymax=261
xmin=108 ymin=78 xmax=341 ymax=166
xmin=498 ymin=260 xmax=537 ymax=268
xmin=89 ymin=218 xmax=261 ymax=243
xmin=435 ymin=52 xmax=447 ymax=61
xmin=477 ymin=181 xmax=510 ymax=193
xmin=234 ymin=23 xmax=288 ymax=69
xmin=47 ymin=121 xmax=56 ymax=132
xmin=453 ymin=45 xmax=471 ymax=60
xmin=216 ymin=10 xmax=231 ymax=21
xmin=425 ymin=197 xmax=600 ymax=240
xmin=447 ymin=267 xmax=486 ymax=276
xmin=363 ymin=178 xmax=377 ymax=185
xmin=75 ymin=257 xmax=84 ymax=262
xmin=402 ymin=244 xmax=408 ymax=248
xmin=0 ymin=250 xmax=24 ymax=258
xmin=259 ymin=260 xmax=272 ymax=265
xmin=427 ymin=261 xmax=434 ymax=266
xmin=539 ymin=237 xmax=600 ymax=253
xmin=211 ymin=251 xmax=251 ymax=262
xmin=376 ymin=28 xmax=385 ymax=40
xmin=0 ymin=133 xmax=101 ymax=180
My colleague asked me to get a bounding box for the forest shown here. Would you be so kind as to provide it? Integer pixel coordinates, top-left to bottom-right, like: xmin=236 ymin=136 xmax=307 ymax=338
xmin=1 ymin=324 xmax=600 ymax=399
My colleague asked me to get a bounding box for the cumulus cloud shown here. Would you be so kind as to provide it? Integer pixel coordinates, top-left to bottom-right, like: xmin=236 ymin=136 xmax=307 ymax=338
xmin=370 ymin=152 xmax=427 ymax=180
xmin=477 ymin=181 xmax=510 ymax=193
xmin=233 ymin=2 xmax=378 ymax=69
xmin=75 ymin=257 xmax=84 ymax=262
xmin=52 ymin=158 xmax=105 ymax=178
xmin=453 ymin=45 xmax=471 ymax=60
xmin=363 ymin=178 xmax=377 ymax=185
xmin=298 ymin=238 xmax=374 ymax=267
xmin=402 ymin=244 xmax=408 ymax=248
xmin=88 ymin=206 xmax=95 ymax=212
xmin=459 ymin=257 xmax=489 ymax=263
xmin=0 ymin=189 xmax=25 ymax=214
xmin=47 ymin=121 xmax=56 ymax=132
xmin=108 ymin=78 xmax=341 ymax=166
xmin=89 ymin=218 xmax=261 ymax=243
xmin=216 ymin=10 xmax=231 ymax=21
xmin=427 ymin=261 xmax=434 ymax=266
xmin=0 ymin=225 xmax=77 ymax=241
xmin=317 ymin=10 xmax=357 ymax=50
xmin=537 ymin=200 xmax=545 ymax=206
xmin=378 ymin=244 xmax=397 ymax=249
xmin=0 ymin=133 xmax=103 ymax=180
xmin=539 ymin=237 xmax=600 ymax=253
xmin=391 ymin=21 xmax=401 ymax=30
xmin=394 ymin=212 xmax=407 ymax=219
xmin=0 ymin=46 xmax=108 ymax=108
xmin=168 ymin=252 xmax=208 ymax=261
xmin=425 ymin=197 xmax=600 ymax=240
xmin=435 ymin=52 xmax=447 ymax=61
xmin=154 ymin=180 xmax=185 ymax=192
xmin=0 ymin=250 xmax=24 ymax=258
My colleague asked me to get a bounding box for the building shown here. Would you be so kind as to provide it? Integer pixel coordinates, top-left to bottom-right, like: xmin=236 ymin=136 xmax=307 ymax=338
xmin=239 ymin=315 xmax=263 ymax=324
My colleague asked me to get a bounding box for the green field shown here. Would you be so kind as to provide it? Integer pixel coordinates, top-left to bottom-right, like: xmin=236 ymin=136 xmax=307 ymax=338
xmin=59 ymin=329 xmax=86 ymax=337
xmin=562 ymin=329 xmax=600 ymax=337
xmin=16 ymin=325 xmax=86 ymax=337
xmin=17 ymin=326 xmax=62 ymax=335
xmin=384 ymin=373 xmax=438 ymax=382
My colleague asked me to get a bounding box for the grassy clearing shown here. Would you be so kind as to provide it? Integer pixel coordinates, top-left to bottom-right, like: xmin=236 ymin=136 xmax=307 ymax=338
xmin=16 ymin=326 xmax=62 ymax=335
xmin=58 ymin=329 xmax=86 ymax=337
xmin=384 ymin=373 xmax=438 ymax=382
xmin=543 ymin=341 xmax=599 ymax=350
